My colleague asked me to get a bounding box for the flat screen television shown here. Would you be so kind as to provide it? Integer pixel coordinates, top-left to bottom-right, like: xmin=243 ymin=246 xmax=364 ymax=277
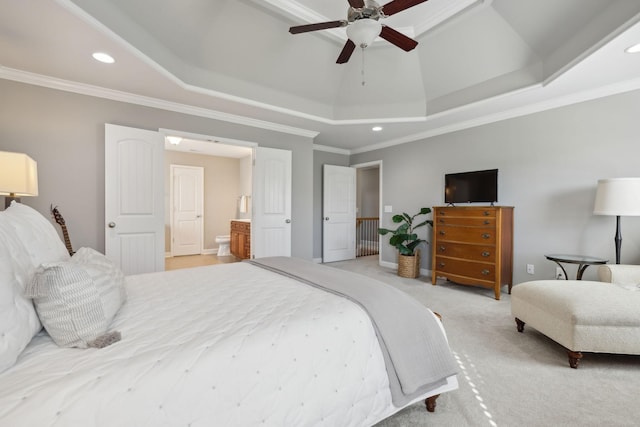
xmin=445 ymin=169 xmax=498 ymax=204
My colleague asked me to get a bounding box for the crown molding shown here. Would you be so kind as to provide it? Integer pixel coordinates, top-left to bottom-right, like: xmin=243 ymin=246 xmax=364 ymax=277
xmin=351 ymin=76 xmax=640 ymax=154
xmin=312 ymin=144 xmax=350 ymax=155
xmin=0 ymin=66 xmax=319 ymax=139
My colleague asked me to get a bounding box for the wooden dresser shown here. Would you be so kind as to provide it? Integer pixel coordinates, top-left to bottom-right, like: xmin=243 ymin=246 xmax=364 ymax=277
xmin=230 ymin=220 xmax=251 ymax=259
xmin=431 ymin=206 xmax=514 ymax=300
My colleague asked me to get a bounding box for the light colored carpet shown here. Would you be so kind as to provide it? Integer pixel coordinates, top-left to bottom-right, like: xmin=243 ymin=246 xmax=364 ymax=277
xmin=328 ymin=256 xmax=638 ymax=427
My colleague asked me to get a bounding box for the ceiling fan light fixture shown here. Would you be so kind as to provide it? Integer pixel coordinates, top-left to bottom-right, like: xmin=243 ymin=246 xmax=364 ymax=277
xmin=346 ymin=18 xmax=382 ymax=48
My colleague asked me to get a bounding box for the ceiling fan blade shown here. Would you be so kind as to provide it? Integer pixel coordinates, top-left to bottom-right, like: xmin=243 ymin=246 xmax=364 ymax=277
xmin=289 ymin=20 xmax=347 ymax=34
xmin=336 ymin=40 xmax=356 ymax=64
xmin=381 ymin=0 xmax=428 ymax=17
xmin=348 ymin=0 xmax=365 ymax=8
xmin=380 ymin=25 xmax=418 ymax=51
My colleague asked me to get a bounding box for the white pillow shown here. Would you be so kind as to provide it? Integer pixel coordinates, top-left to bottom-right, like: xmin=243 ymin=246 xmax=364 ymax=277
xmin=0 ymin=216 xmax=42 ymax=373
xmin=2 ymin=202 xmax=70 ymax=271
xmin=27 ymin=247 xmax=126 ymax=348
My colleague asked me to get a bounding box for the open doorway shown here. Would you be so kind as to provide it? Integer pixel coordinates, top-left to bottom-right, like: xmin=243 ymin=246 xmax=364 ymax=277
xmin=353 ymin=161 xmax=381 ymax=262
xmin=162 ymin=131 xmax=254 ymax=264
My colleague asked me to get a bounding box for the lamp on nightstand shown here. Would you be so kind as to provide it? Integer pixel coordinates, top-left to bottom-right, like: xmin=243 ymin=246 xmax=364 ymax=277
xmin=0 ymin=151 xmax=39 ymax=209
xmin=594 ymin=177 xmax=640 ymax=264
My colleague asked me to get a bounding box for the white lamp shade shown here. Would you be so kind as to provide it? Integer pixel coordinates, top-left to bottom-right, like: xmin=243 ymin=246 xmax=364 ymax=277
xmin=0 ymin=151 xmax=39 ymax=197
xmin=346 ymin=18 xmax=382 ymax=48
xmin=594 ymin=178 xmax=640 ymax=216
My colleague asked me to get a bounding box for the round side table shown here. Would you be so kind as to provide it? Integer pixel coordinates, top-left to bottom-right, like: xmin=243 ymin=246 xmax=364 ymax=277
xmin=544 ymin=254 xmax=608 ymax=280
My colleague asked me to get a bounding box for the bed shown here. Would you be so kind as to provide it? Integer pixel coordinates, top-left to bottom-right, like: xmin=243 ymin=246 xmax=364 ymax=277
xmin=0 ymin=202 xmax=458 ymax=426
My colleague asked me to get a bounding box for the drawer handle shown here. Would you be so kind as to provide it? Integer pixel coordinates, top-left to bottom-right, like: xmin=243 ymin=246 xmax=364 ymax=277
xmin=481 ymin=251 xmax=490 ymax=257
xmin=483 ymin=211 xmax=490 ymax=216
xmin=481 ymin=269 xmax=490 ymax=275
xmin=439 ymin=246 xmax=446 ymax=252
xmin=439 ymin=219 xmax=445 ymax=223
xmin=439 ymin=211 xmax=445 ymax=216
xmin=482 ymin=233 xmax=491 ymax=239
xmin=439 ymin=262 xmax=446 ymax=267
xmin=484 ymin=220 xmax=490 ymax=225
xmin=439 ymin=231 xmax=446 ymax=235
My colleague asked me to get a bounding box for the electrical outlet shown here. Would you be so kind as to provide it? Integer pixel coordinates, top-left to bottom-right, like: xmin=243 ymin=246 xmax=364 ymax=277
xmin=526 ymin=264 xmax=534 ymax=274
xmin=556 ymin=267 xmax=566 ymax=280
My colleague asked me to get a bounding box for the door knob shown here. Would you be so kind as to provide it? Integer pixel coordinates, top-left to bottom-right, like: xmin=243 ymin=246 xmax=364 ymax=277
xmin=325 ymin=217 xmax=329 ymax=221
xmin=285 ymin=219 xmax=291 ymax=223
xmin=108 ymin=222 xmax=116 ymax=228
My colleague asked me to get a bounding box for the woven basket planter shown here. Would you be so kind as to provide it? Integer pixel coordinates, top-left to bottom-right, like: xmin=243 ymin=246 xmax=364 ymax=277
xmin=397 ymin=249 xmax=420 ymax=278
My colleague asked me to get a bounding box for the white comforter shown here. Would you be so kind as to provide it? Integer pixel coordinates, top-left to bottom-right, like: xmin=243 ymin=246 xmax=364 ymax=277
xmin=0 ymin=262 xmax=455 ymax=426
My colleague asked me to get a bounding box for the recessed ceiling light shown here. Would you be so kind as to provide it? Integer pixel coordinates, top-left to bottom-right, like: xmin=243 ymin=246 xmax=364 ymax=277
xmin=92 ymin=52 xmax=115 ymax=64
xmin=166 ymin=136 xmax=182 ymax=145
xmin=372 ymin=126 xmax=383 ymax=132
xmin=625 ymin=43 xmax=640 ymax=54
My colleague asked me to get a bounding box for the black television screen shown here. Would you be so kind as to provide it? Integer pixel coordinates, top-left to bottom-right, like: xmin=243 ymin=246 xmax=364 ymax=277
xmin=445 ymin=169 xmax=498 ymax=204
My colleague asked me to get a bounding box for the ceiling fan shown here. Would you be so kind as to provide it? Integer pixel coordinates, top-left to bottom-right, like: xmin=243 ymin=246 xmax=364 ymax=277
xmin=289 ymin=0 xmax=428 ymax=64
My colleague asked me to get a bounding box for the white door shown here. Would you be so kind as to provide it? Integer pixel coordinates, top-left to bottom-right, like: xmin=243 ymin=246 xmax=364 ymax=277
xmin=252 ymin=147 xmax=292 ymax=258
xmin=170 ymin=165 xmax=203 ymax=256
xmin=105 ymin=124 xmax=164 ymax=275
xmin=323 ymin=165 xmax=356 ymax=262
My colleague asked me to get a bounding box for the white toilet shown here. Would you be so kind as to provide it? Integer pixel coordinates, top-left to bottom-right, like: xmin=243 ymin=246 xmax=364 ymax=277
xmin=215 ymin=235 xmax=231 ymax=257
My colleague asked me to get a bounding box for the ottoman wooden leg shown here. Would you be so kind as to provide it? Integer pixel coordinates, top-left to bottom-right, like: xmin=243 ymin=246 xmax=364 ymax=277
xmin=567 ymin=350 xmax=583 ymax=369
xmin=425 ymin=394 xmax=440 ymax=412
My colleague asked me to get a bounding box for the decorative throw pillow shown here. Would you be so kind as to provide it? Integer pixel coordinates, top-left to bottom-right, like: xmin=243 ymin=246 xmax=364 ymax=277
xmin=26 ymin=247 xmax=125 ymax=348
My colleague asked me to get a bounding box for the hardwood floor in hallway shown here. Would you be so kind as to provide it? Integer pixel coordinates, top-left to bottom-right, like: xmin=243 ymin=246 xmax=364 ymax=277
xmin=165 ymin=254 xmax=240 ymax=271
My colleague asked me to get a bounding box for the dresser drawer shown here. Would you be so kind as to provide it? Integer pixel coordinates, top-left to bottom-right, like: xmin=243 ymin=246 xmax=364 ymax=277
xmin=435 ymin=226 xmax=496 ymax=244
xmin=434 ymin=256 xmax=495 ymax=281
xmin=435 ymin=208 xmax=496 ymax=218
xmin=435 ymin=217 xmax=495 ymax=227
xmin=434 ymin=242 xmax=495 ymax=262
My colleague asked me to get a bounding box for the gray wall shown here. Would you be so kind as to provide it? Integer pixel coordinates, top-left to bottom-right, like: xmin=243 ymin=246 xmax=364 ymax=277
xmin=0 ymin=79 xmax=314 ymax=260
xmin=351 ymin=88 xmax=640 ymax=284
xmin=5 ymin=76 xmax=640 ymax=279
xmin=312 ymin=150 xmax=350 ymax=260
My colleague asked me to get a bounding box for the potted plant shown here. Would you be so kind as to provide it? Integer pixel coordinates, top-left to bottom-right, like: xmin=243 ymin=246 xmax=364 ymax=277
xmin=378 ymin=207 xmax=433 ymax=278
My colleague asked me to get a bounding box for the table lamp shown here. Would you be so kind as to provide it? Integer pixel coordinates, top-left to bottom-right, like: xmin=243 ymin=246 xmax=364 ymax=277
xmin=0 ymin=151 xmax=39 ymax=209
xmin=593 ymin=177 xmax=640 ymax=264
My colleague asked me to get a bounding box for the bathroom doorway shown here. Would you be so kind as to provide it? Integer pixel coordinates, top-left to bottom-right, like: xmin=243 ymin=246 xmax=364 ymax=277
xmin=162 ymin=131 xmax=254 ymax=260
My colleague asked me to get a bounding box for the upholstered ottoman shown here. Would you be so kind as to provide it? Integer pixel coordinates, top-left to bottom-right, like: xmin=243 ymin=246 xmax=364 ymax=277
xmin=511 ymin=280 xmax=640 ymax=368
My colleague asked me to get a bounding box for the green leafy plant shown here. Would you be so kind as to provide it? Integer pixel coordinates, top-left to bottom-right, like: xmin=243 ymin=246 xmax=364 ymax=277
xmin=378 ymin=207 xmax=433 ymax=256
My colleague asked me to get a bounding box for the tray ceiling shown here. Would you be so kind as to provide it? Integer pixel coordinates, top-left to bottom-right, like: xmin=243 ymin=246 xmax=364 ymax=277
xmin=2 ymin=0 xmax=640 ymax=152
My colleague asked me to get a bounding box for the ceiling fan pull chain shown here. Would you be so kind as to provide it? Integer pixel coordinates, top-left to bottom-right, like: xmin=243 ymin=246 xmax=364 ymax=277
xmin=361 ymin=47 xmax=366 ymax=86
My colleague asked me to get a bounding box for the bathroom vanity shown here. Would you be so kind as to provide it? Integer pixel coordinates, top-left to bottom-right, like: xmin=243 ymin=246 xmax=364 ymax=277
xmin=230 ymin=220 xmax=251 ymax=259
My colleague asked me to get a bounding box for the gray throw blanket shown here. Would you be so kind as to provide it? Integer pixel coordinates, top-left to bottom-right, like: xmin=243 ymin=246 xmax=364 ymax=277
xmin=248 ymin=257 xmax=458 ymax=406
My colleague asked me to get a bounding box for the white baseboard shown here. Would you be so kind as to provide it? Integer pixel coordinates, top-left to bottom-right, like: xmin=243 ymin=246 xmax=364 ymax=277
xmin=379 ymin=260 xmax=396 ymax=270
